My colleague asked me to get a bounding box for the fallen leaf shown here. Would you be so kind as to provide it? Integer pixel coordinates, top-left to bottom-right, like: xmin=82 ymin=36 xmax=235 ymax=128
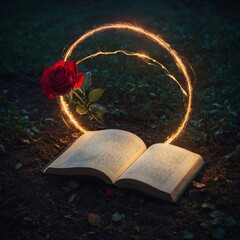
xmin=202 ymin=203 xmax=215 ymax=209
xmin=59 ymin=138 xmax=69 ymax=143
xmin=22 ymin=139 xmax=30 ymax=144
xmin=112 ymin=212 xmax=125 ymax=222
xmin=193 ymin=181 xmax=206 ymax=188
xmin=15 ymin=162 xmax=22 ymax=170
xmin=68 ymin=193 xmax=77 ymax=204
xmin=87 ymin=213 xmax=101 ymax=226
xmin=71 ymin=132 xmax=79 ymax=138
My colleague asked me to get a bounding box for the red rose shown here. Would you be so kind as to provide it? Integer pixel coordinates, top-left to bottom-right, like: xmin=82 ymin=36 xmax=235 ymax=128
xmin=40 ymin=60 xmax=85 ymax=99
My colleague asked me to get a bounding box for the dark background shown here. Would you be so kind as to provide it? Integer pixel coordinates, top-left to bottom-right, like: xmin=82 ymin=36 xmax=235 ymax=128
xmin=0 ymin=0 xmax=239 ymax=239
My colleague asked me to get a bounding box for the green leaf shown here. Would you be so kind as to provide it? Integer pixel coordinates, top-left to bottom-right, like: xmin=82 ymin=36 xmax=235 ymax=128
xmin=183 ymin=231 xmax=194 ymax=239
xmin=149 ymin=92 xmax=157 ymax=97
xmin=112 ymin=212 xmax=124 ymax=222
xmin=209 ymin=218 xmax=222 ymax=226
xmin=90 ymin=112 xmax=104 ymax=124
xmin=88 ymin=88 xmax=105 ymax=103
xmin=211 ymin=228 xmax=225 ymax=239
xmin=200 ymin=221 xmax=211 ymax=230
xmin=81 ymin=71 xmax=92 ymax=90
xmin=210 ymin=211 xmax=225 ymax=219
xmin=76 ymin=104 xmax=87 ymax=115
xmin=202 ymin=203 xmax=216 ymax=210
xmin=130 ymin=96 xmax=136 ymax=103
xmin=224 ymin=216 xmax=237 ymax=226
xmin=89 ymin=103 xmax=107 ymax=116
xmin=127 ymin=82 xmax=136 ymax=93
xmin=138 ymin=83 xmax=149 ymax=88
xmin=67 ymin=92 xmax=73 ymax=101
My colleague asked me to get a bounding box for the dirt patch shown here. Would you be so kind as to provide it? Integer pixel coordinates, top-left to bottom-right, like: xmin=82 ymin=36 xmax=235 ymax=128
xmin=0 ymin=76 xmax=239 ymax=240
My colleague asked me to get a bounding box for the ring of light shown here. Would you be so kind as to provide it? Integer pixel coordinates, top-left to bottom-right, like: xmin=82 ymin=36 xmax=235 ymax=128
xmin=60 ymin=23 xmax=192 ymax=144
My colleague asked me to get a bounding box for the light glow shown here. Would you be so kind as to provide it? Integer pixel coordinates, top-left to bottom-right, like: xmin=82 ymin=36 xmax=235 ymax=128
xmin=61 ymin=23 xmax=193 ymax=144
xmin=77 ymin=50 xmax=188 ymax=96
xmin=59 ymin=96 xmax=87 ymax=133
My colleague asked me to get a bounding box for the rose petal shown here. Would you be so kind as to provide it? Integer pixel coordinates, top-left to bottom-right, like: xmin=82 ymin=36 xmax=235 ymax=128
xmin=54 ymin=81 xmax=74 ymax=94
xmin=42 ymin=89 xmax=57 ymax=99
xmin=40 ymin=68 xmax=50 ymax=85
xmin=47 ymin=94 xmax=57 ymax=99
xmin=53 ymin=60 xmax=65 ymax=67
xmin=104 ymin=186 xmax=114 ymax=199
xmin=74 ymin=73 xmax=85 ymax=89
xmin=65 ymin=61 xmax=78 ymax=79
xmin=40 ymin=60 xmax=84 ymax=99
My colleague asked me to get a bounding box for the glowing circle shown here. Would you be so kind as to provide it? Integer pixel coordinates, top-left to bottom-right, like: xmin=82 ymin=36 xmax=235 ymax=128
xmin=60 ymin=23 xmax=193 ymax=144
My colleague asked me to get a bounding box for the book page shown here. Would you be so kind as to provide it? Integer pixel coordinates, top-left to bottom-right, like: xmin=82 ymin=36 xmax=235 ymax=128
xmin=45 ymin=129 xmax=147 ymax=183
xmin=117 ymin=143 xmax=203 ymax=194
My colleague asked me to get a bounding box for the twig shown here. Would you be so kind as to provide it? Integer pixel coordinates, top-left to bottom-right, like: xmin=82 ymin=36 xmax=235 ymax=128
xmin=112 ymin=201 xmax=142 ymax=211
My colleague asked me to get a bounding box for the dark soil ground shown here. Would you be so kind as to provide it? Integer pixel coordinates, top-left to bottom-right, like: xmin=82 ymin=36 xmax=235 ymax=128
xmin=0 ymin=76 xmax=239 ymax=240
xmin=1 ymin=0 xmax=240 ymax=239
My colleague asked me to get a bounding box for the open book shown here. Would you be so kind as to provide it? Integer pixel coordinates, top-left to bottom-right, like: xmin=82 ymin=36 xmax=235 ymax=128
xmin=43 ymin=129 xmax=204 ymax=202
